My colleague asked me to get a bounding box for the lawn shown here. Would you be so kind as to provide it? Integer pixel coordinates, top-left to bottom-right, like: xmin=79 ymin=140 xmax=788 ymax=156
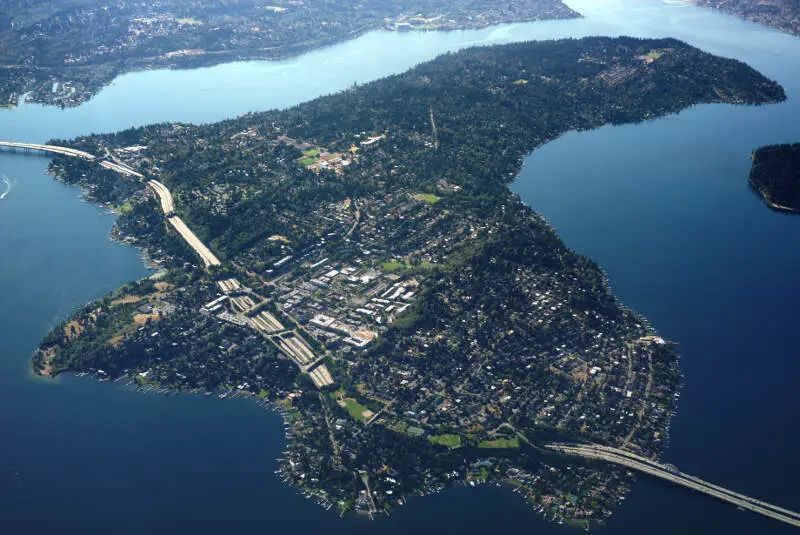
xmin=331 ymin=391 xmax=370 ymax=422
xmin=343 ymin=398 xmax=370 ymax=422
xmin=428 ymin=434 xmax=462 ymax=448
xmin=478 ymin=438 xmax=520 ymax=449
xmin=413 ymin=193 xmax=441 ymax=204
xmin=380 ymin=260 xmax=409 ymax=272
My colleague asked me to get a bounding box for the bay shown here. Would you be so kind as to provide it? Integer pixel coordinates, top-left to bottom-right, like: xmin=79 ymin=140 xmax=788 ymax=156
xmin=1 ymin=0 xmax=799 ymax=533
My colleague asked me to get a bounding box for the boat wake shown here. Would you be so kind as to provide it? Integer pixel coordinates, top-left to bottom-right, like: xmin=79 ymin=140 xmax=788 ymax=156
xmin=0 ymin=174 xmax=11 ymax=200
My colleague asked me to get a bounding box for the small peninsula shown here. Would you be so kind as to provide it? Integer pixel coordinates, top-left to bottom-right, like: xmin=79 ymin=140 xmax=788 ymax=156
xmin=749 ymin=143 xmax=800 ymax=212
xmin=30 ymin=37 xmax=784 ymax=527
xmin=0 ymin=0 xmax=578 ymax=109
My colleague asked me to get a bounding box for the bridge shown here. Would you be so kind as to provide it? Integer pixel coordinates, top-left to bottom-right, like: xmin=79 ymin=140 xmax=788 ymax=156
xmin=0 ymin=141 xmax=96 ymax=160
xmin=1 ymin=140 xmax=220 ymax=269
xmin=546 ymin=443 xmax=800 ymax=528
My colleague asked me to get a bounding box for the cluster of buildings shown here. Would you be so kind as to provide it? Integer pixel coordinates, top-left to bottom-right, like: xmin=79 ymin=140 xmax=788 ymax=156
xmin=62 ymin=116 xmax=680 ymax=524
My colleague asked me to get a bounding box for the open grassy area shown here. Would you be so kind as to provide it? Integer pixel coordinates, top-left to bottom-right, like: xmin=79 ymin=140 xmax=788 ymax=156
xmin=113 ymin=200 xmax=133 ymax=215
xmin=302 ymin=148 xmax=321 ymax=157
xmin=428 ymin=434 xmax=462 ymax=448
xmin=343 ymin=398 xmax=370 ymax=422
xmin=380 ymin=260 xmax=408 ymax=272
xmin=478 ymin=438 xmax=520 ymax=449
xmin=413 ymin=193 xmax=441 ymax=204
xmin=300 ymin=156 xmax=318 ymax=166
xmin=331 ymin=391 xmax=370 ymax=422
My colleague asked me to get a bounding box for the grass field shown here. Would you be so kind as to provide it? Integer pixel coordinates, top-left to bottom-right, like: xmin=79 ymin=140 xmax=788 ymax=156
xmin=332 ymin=391 xmax=370 ymax=422
xmin=478 ymin=438 xmax=520 ymax=449
xmin=380 ymin=260 xmax=409 ymax=272
xmin=428 ymin=434 xmax=462 ymax=448
xmin=302 ymin=148 xmax=321 ymax=157
xmin=413 ymin=193 xmax=441 ymax=204
xmin=643 ymin=49 xmax=665 ymax=60
xmin=300 ymin=156 xmax=317 ymax=166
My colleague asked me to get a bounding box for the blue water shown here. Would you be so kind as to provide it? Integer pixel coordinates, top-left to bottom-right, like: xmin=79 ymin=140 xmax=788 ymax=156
xmin=1 ymin=0 xmax=799 ymax=533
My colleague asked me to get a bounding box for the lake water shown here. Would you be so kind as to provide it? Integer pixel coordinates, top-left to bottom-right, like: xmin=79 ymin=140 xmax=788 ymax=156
xmin=1 ymin=0 xmax=799 ymax=533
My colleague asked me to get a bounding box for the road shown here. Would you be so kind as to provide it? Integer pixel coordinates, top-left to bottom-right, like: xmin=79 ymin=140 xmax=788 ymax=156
xmin=166 ymin=213 xmax=221 ymax=268
xmin=547 ymin=443 xmax=800 ymax=528
xmin=0 ymin=141 xmax=96 ymax=160
xmin=0 ymin=140 xmax=221 ymax=269
xmin=147 ymin=180 xmax=175 ymax=214
xmin=100 ymin=160 xmax=144 ymax=178
xmin=146 ymin=180 xmax=220 ymax=267
xmin=4 ymin=141 xmax=342 ymax=386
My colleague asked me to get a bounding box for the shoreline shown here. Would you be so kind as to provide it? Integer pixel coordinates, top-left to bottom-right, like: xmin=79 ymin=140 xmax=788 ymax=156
xmin=748 ymin=179 xmax=800 ymax=214
xmin=2 ymin=11 xmax=581 ymax=110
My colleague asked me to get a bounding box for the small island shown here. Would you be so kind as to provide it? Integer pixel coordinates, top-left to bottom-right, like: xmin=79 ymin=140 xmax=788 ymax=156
xmin=28 ymin=37 xmax=784 ymax=527
xmin=749 ymin=143 xmax=800 ymax=212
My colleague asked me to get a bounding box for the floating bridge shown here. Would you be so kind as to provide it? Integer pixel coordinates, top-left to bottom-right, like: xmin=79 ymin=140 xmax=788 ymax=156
xmin=0 ymin=141 xmax=96 ymax=160
xmin=546 ymin=443 xmax=800 ymax=528
xmin=1 ymin=140 xmax=220 ymax=268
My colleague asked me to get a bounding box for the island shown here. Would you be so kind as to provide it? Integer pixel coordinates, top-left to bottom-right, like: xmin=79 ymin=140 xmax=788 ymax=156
xmin=692 ymin=0 xmax=800 ymax=37
xmin=0 ymin=0 xmax=578 ymax=109
xmin=749 ymin=143 xmax=800 ymax=212
xmin=29 ymin=37 xmax=785 ymax=527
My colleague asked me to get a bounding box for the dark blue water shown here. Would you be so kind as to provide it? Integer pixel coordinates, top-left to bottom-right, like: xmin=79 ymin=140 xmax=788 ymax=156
xmin=2 ymin=0 xmax=799 ymax=533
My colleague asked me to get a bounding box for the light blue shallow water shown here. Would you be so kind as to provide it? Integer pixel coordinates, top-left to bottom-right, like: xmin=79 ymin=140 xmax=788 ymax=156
xmin=1 ymin=1 xmax=799 ymax=533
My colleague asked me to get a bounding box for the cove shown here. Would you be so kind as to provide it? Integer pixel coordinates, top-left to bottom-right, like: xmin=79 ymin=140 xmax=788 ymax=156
xmin=1 ymin=0 xmax=799 ymax=533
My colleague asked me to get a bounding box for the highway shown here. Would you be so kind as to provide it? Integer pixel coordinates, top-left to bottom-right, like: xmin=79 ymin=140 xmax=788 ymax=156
xmin=0 ymin=140 xmax=221 ymax=270
xmin=145 ymin=180 xmax=220 ymax=267
xmin=165 ymin=213 xmax=221 ymax=268
xmin=100 ymin=160 xmax=144 ymax=178
xmin=546 ymin=443 xmax=800 ymax=528
xmin=0 ymin=141 xmax=96 ymax=160
xmin=147 ymin=180 xmax=175 ymax=214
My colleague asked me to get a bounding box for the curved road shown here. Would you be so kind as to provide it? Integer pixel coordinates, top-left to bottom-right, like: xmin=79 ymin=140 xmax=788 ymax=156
xmin=546 ymin=443 xmax=800 ymax=528
xmin=0 ymin=140 xmax=221 ymax=269
xmin=146 ymin=180 xmax=220 ymax=268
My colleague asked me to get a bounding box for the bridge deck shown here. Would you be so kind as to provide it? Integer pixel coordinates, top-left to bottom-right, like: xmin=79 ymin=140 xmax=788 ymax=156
xmin=0 ymin=141 xmax=96 ymax=160
xmin=547 ymin=443 xmax=800 ymax=528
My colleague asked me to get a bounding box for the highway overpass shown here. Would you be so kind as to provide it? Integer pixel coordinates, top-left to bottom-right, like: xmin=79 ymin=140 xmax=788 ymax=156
xmin=0 ymin=141 xmax=96 ymax=160
xmin=546 ymin=443 xmax=800 ymax=528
